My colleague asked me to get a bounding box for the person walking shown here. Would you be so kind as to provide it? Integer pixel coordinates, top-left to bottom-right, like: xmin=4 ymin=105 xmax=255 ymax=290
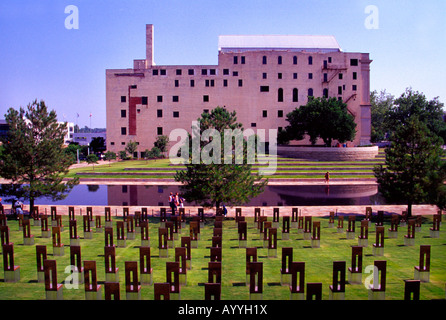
xmin=324 ymin=171 xmax=330 ymax=185
xmin=169 ymin=192 xmax=176 ymax=215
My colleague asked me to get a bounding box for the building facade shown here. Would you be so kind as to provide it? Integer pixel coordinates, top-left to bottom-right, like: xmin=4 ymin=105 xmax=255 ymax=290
xmin=106 ymin=25 xmax=372 ymax=157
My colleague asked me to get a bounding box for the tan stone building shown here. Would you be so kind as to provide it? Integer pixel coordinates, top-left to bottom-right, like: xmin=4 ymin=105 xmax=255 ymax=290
xmin=106 ymin=24 xmax=372 ymax=157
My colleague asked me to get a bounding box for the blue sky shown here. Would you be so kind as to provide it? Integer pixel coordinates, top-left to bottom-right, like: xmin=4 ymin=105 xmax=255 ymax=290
xmin=0 ymin=0 xmax=445 ymax=128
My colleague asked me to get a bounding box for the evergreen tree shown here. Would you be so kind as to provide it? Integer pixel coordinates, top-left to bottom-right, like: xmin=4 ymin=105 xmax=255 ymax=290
xmin=0 ymin=100 xmax=79 ymax=213
xmin=374 ymin=117 xmax=446 ymax=216
xmin=174 ymin=107 xmax=267 ymax=210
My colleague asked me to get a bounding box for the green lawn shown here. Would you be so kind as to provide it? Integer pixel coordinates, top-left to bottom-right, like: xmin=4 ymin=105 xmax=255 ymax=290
xmin=66 ymin=157 xmax=382 ymax=181
xmin=0 ymin=213 xmax=444 ymax=300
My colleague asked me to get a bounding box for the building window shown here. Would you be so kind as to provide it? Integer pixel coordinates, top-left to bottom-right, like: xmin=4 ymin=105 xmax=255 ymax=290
xmin=157 ymin=109 xmax=163 ymax=118
xmin=350 ymin=59 xmax=359 ymax=66
xmin=121 ymin=110 xmax=126 ymax=118
xmin=262 ymin=73 xmax=267 ymax=79
xmin=241 ymin=56 xmax=245 ymax=64
xmin=308 ymin=88 xmax=313 ymax=97
xmin=278 ymin=56 xmax=282 ymax=65
xmin=188 ymin=69 xmax=194 ymax=75
xmin=175 ymin=80 xmax=179 ymax=87
xmin=278 ymin=110 xmax=283 ymax=118
xmin=121 ymin=142 xmax=125 ymax=146
xmin=205 ymin=79 xmax=215 ymax=87
xmin=176 ymin=69 xmax=182 ymax=75
xmin=293 ymin=73 xmax=298 ymax=79
xmin=338 ymin=86 xmax=342 ymax=95
xmin=238 ymin=79 xmax=243 ymax=87
xmin=203 ymin=95 xmax=209 ymax=102
xmin=160 ymin=69 xmax=166 ymax=75
xmin=110 ymin=142 xmax=115 ymax=146
xmin=293 ymin=56 xmax=297 ymax=65
xmin=293 ymin=88 xmax=298 ymax=102
xmin=323 ymin=73 xmax=328 ymax=82
xmin=260 ymin=86 xmax=269 ymax=92
xmin=323 ymin=88 xmax=329 ymax=98
xmin=339 ymin=73 xmax=343 ymax=80
xmin=251 ymin=123 xmax=257 ymax=127
xmin=121 ymin=96 xmax=126 ymax=103
xmin=262 ymin=56 xmax=267 ymax=64
xmin=190 ymin=79 xmax=195 ymax=87
xmin=308 ymin=56 xmax=313 ymax=65
xmin=223 ymin=79 xmax=228 ymax=87
xmin=157 ymin=96 xmax=163 ymax=102
xmin=328 ymin=57 xmax=332 ymax=63
xmin=172 ymin=96 xmax=179 ymax=102
xmin=202 ymin=69 xmax=207 ymax=76
xmin=233 ymin=56 xmax=238 ymax=64
xmin=121 ymin=127 xmax=127 ymax=135
xmin=232 ymin=71 xmax=238 ymax=76
xmin=308 ymin=73 xmax=313 ymax=80
xmin=278 ymin=88 xmax=284 ymax=102
xmin=278 ymin=73 xmax=282 ymax=79
xmin=262 ymin=110 xmax=268 ymax=118
xmin=203 ymin=109 xmax=209 ymax=114
xmin=210 ymin=69 xmax=216 ymax=75
xmin=352 ymin=85 xmax=357 ymax=91
xmin=141 ymin=96 xmax=148 ymax=105
xmin=152 ymin=69 xmax=159 ymax=76
xmin=353 ymin=72 xmax=357 ymax=80
xmin=223 ymin=69 xmax=229 ymax=75
xmin=173 ymin=111 xmax=179 ymax=118
xmin=157 ymin=127 xmax=163 ymax=135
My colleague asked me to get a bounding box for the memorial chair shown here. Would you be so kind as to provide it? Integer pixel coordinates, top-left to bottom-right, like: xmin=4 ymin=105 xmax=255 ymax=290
xmin=44 ymin=259 xmax=62 ymax=300
xmin=84 ymin=260 xmax=102 ymax=300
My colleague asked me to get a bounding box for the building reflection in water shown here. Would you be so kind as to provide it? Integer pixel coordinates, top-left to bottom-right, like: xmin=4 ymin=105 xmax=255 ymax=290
xmin=107 ymin=184 xmax=383 ymax=207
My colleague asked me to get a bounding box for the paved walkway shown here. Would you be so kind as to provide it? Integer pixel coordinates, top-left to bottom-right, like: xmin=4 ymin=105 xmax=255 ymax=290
xmin=1 ymin=203 xmax=439 ymax=218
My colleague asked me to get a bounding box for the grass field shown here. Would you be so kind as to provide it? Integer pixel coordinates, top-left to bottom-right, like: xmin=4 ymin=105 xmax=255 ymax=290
xmin=0 ymin=213 xmax=445 ymax=300
xmin=65 ymin=156 xmax=383 ymax=181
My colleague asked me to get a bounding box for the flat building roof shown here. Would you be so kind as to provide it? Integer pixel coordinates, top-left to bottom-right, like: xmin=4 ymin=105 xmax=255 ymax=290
xmin=218 ymin=35 xmax=342 ymax=53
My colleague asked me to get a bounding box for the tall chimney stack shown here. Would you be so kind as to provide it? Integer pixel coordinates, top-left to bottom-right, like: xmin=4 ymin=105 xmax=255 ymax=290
xmin=146 ymin=24 xmax=154 ymax=67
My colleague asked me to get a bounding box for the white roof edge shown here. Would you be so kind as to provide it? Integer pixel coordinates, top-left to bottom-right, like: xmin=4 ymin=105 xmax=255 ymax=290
xmin=218 ymin=35 xmax=342 ymax=51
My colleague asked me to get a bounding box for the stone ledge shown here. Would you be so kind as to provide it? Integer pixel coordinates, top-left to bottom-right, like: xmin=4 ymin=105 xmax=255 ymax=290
xmin=277 ymin=146 xmax=379 ymax=161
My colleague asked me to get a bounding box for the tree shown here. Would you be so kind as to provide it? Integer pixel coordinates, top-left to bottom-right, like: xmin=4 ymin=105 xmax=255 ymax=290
xmin=119 ymin=150 xmax=128 ymax=161
xmin=86 ymin=154 xmax=99 ymax=170
xmin=125 ymin=140 xmax=138 ymax=159
xmin=154 ymin=135 xmax=169 ymax=154
xmin=174 ymin=107 xmax=267 ymax=210
xmin=370 ymin=90 xmax=394 ymax=142
xmin=387 ymin=88 xmax=446 ymax=143
xmin=104 ymin=151 xmax=116 ymax=166
xmin=0 ymin=100 xmax=79 ymax=213
xmin=90 ymin=136 xmax=106 ymax=154
xmin=279 ymin=97 xmax=357 ymax=146
xmin=64 ymin=143 xmax=82 ymax=164
xmin=374 ymin=117 xmax=446 ymax=217
xmin=145 ymin=147 xmax=161 ymax=159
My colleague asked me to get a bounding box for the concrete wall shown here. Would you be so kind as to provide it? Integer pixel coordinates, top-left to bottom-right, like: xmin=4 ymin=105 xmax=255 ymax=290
xmin=277 ymin=145 xmax=379 ymax=161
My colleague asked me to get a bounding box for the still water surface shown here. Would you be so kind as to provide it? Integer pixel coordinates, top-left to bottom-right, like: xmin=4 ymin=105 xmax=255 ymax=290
xmin=1 ymin=184 xmax=388 ymax=207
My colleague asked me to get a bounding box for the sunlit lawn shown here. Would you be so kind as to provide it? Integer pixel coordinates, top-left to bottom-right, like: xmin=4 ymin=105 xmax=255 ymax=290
xmin=0 ymin=213 xmax=444 ymax=300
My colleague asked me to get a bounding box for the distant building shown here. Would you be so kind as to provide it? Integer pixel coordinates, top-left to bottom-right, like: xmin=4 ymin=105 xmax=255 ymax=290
xmin=106 ymin=24 xmax=372 ymax=157
xmin=1 ymin=120 xmax=75 ymax=145
xmin=72 ymin=132 xmax=106 ymax=146
xmin=60 ymin=122 xmax=75 ymax=144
